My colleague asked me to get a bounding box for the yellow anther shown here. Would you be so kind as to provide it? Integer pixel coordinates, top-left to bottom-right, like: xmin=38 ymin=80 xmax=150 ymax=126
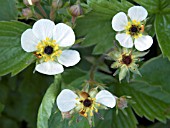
xmin=35 ymin=37 xmax=62 ymax=62
xmin=84 ymin=113 xmax=87 ymax=117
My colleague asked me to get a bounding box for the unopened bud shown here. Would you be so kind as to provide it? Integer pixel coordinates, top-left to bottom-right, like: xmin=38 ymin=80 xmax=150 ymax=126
xmin=22 ymin=8 xmax=33 ymax=18
xmin=52 ymin=0 xmax=63 ymax=9
xmin=69 ymin=4 xmax=83 ymax=17
xmin=23 ymin=0 xmax=39 ymax=6
xmin=117 ymin=97 xmax=128 ymax=109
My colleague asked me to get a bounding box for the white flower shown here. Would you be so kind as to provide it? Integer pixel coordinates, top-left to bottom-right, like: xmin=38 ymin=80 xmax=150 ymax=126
xmin=112 ymin=6 xmax=153 ymax=51
xmin=56 ymin=89 xmax=116 ymax=117
xmin=21 ymin=19 xmax=80 ymax=75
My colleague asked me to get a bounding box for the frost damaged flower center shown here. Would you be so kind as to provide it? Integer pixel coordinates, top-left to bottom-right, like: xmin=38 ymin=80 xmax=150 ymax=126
xmin=122 ymin=55 xmax=132 ymax=65
xmin=36 ymin=37 xmax=62 ymax=61
xmin=126 ymin=20 xmax=144 ymax=38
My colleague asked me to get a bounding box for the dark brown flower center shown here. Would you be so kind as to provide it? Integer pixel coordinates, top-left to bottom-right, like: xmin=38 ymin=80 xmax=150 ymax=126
xmin=130 ymin=26 xmax=138 ymax=33
xmin=83 ymin=99 xmax=92 ymax=107
xmin=129 ymin=25 xmax=142 ymax=36
xmin=44 ymin=46 xmax=53 ymax=55
xmin=122 ymin=55 xmax=132 ymax=65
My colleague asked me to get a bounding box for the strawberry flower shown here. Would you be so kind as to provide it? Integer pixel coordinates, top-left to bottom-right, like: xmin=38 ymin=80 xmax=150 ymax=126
xmin=112 ymin=6 xmax=153 ymax=51
xmin=56 ymin=89 xmax=116 ymax=117
xmin=21 ymin=19 xmax=80 ymax=75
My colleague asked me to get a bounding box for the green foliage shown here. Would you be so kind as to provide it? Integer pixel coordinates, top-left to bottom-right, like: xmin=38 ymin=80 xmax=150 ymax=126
xmin=133 ymin=0 xmax=170 ymax=14
xmin=112 ymin=108 xmax=138 ymax=128
xmin=149 ymin=120 xmax=170 ymax=128
xmin=130 ymin=56 xmax=170 ymax=122
xmin=0 ymin=65 xmax=53 ymax=128
xmin=0 ymin=0 xmax=17 ymax=21
xmin=75 ymin=0 xmax=133 ymax=54
xmin=37 ymin=75 xmax=61 ymax=128
xmin=0 ymin=21 xmax=35 ymax=76
xmin=134 ymin=55 xmax=170 ymax=99
xmin=95 ymin=108 xmax=138 ymax=128
xmin=155 ymin=14 xmax=170 ymax=59
xmin=0 ymin=102 xmax=4 ymax=114
xmin=0 ymin=0 xmax=170 ymax=128
xmin=114 ymin=81 xmax=170 ymax=123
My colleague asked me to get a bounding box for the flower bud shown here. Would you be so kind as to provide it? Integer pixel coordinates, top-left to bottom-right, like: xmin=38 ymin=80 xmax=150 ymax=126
xmin=52 ymin=0 xmax=63 ymax=9
xmin=22 ymin=8 xmax=33 ymax=19
xmin=117 ymin=97 xmax=128 ymax=109
xmin=23 ymin=0 xmax=39 ymax=6
xmin=69 ymin=4 xmax=83 ymax=17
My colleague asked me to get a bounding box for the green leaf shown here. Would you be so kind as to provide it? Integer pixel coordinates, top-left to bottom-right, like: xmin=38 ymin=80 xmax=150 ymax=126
xmin=0 ymin=102 xmax=4 ymax=114
xmin=75 ymin=0 xmax=133 ymax=54
xmin=95 ymin=108 xmax=138 ymax=128
xmin=134 ymin=55 xmax=170 ymax=98
xmin=112 ymin=108 xmax=138 ymax=128
xmin=134 ymin=0 xmax=170 ymax=14
xmin=113 ymin=81 xmax=170 ymax=123
xmin=0 ymin=65 xmax=53 ymax=127
xmin=149 ymin=120 xmax=170 ymax=128
xmin=0 ymin=21 xmax=35 ymax=76
xmin=0 ymin=0 xmax=18 ymax=21
xmin=62 ymin=68 xmax=87 ymax=85
xmin=115 ymin=55 xmax=170 ymax=123
xmin=155 ymin=14 xmax=170 ymax=59
xmin=37 ymin=75 xmax=61 ymax=128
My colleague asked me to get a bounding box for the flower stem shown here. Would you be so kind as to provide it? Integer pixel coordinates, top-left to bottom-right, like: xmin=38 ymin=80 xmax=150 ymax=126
xmin=36 ymin=2 xmax=48 ymax=18
xmin=89 ymin=65 xmax=96 ymax=81
xmin=50 ymin=7 xmax=56 ymax=21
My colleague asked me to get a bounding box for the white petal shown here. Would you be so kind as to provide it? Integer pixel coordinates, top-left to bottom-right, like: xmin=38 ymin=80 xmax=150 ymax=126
xmin=32 ymin=19 xmax=55 ymax=40
xmin=21 ymin=29 xmax=39 ymax=52
xmin=53 ymin=23 xmax=75 ymax=47
xmin=116 ymin=33 xmax=133 ymax=48
xmin=35 ymin=61 xmax=64 ymax=75
xmin=57 ymin=50 xmax=80 ymax=67
xmin=112 ymin=12 xmax=128 ymax=31
xmin=134 ymin=35 xmax=153 ymax=51
xmin=56 ymin=89 xmax=78 ymax=112
xmin=96 ymin=90 xmax=116 ymax=108
xmin=128 ymin=6 xmax=148 ymax=22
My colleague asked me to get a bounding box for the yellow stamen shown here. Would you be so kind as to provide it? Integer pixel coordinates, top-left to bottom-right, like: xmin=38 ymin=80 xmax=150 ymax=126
xmin=36 ymin=37 xmax=62 ymax=62
xmin=125 ymin=20 xmax=143 ymax=39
